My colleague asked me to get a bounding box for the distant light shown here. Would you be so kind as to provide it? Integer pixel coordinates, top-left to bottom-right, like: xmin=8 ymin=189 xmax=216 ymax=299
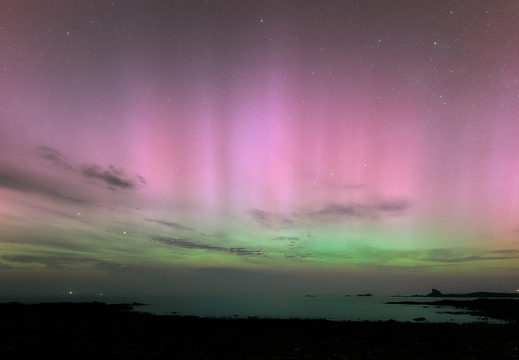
xmin=123 ymin=231 xmax=126 ymax=235
xmin=69 ymin=291 xmax=73 ymax=295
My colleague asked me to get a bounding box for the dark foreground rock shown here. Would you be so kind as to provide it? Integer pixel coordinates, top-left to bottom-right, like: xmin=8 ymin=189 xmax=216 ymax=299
xmin=1 ymin=302 xmax=518 ymax=359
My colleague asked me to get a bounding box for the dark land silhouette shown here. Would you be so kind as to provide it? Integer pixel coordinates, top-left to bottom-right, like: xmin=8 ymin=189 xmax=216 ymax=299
xmin=1 ymin=300 xmax=518 ymax=359
xmin=426 ymin=289 xmax=519 ymax=298
xmin=396 ymin=288 xmax=519 ymax=298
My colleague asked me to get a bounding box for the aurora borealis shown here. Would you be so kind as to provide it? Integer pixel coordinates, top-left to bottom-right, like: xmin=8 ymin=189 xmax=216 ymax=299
xmin=1 ymin=0 xmax=519 ymax=296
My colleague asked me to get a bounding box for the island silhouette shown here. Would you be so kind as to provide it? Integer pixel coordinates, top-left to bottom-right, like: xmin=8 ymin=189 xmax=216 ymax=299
xmin=424 ymin=289 xmax=519 ymax=298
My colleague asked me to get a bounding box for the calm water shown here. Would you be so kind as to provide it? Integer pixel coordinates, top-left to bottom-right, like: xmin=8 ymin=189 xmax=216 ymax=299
xmin=0 ymin=294 xmax=503 ymax=323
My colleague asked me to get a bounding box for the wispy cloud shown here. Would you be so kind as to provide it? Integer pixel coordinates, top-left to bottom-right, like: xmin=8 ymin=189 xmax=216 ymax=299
xmin=272 ymin=236 xmax=300 ymax=241
xmin=0 ymin=146 xmax=147 ymax=206
xmin=38 ymin=146 xmax=74 ymax=170
xmin=248 ymin=198 xmax=411 ymax=228
xmin=418 ymin=248 xmax=519 ymax=263
xmin=247 ymin=209 xmax=295 ymax=229
xmin=39 ymin=146 xmax=146 ymax=191
xmin=1 ymin=253 xmax=138 ymax=272
xmin=151 ymin=236 xmax=265 ymax=256
xmin=81 ymin=164 xmax=144 ymax=190
xmin=284 ymin=253 xmax=317 ymax=260
xmin=308 ymin=199 xmax=411 ymax=220
xmin=145 ymin=218 xmax=194 ymax=231
xmin=312 ymin=203 xmax=365 ymax=218
xmin=0 ymin=164 xmax=85 ymax=203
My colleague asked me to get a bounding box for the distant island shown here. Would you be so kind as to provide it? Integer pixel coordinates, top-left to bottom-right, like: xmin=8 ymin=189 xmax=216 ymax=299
xmin=394 ymin=289 xmax=519 ymax=298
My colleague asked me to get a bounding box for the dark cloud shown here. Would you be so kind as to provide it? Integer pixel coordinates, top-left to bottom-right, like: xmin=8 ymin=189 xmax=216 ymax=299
xmin=2 ymin=255 xmax=48 ymax=265
xmin=311 ymin=199 xmax=411 ymax=219
xmin=152 ymin=236 xmax=222 ymax=250
xmin=248 ymin=198 xmax=411 ymax=227
xmin=38 ymin=146 xmax=74 ymax=170
xmin=228 ymin=247 xmax=265 ymax=256
xmin=284 ymin=253 xmax=317 ymax=259
xmin=136 ymin=174 xmax=147 ymax=186
xmin=272 ymin=236 xmax=300 ymax=241
xmin=0 ymin=164 xmax=85 ymax=203
xmin=151 ymin=236 xmax=265 ymax=257
xmin=375 ymin=199 xmax=411 ymax=214
xmin=145 ymin=218 xmax=194 ymax=231
xmin=314 ymin=203 xmax=366 ymax=218
xmin=81 ymin=165 xmax=139 ymax=190
xmin=1 ymin=253 xmax=142 ymax=273
xmin=415 ymin=248 xmax=519 ymax=263
xmin=247 ymin=208 xmax=295 ymax=229
xmin=39 ymin=145 xmax=146 ymax=191
xmin=2 ymin=254 xmax=88 ymax=269
xmin=487 ymin=249 xmax=519 ymax=256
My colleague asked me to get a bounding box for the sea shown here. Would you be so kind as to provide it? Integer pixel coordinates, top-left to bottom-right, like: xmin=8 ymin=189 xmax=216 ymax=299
xmin=0 ymin=293 xmax=506 ymax=324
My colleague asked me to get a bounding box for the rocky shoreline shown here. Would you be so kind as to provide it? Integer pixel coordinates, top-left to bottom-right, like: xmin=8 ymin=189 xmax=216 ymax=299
xmin=386 ymin=298 xmax=519 ymax=323
xmin=1 ymin=301 xmax=518 ymax=359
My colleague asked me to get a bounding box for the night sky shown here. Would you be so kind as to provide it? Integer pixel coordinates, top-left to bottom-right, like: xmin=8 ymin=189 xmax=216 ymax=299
xmin=1 ymin=0 xmax=519 ymax=297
